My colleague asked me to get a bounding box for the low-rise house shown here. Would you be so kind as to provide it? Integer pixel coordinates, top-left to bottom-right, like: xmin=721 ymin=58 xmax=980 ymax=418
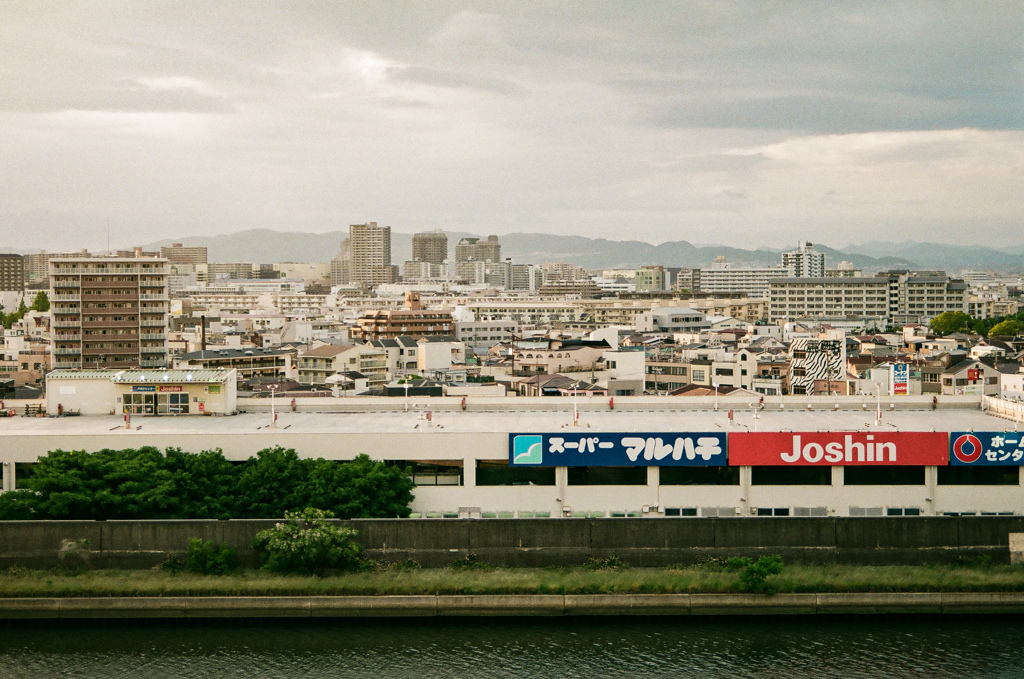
xmin=297 ymin=344 xmax=389 ymax=388
xmin=940 ymin=359 xmax=1001 ymax=396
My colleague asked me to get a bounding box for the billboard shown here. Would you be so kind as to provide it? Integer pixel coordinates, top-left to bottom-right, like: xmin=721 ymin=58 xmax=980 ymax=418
xmin=892 ymin=363 xmax=909 ymax=395
xmin=728 ymin=432 xmax=948 ymax=466
xmin=950 ymin=432 xmax=1024 ymax=465
xmin=509 ymin=432 xmax=728 ymax=467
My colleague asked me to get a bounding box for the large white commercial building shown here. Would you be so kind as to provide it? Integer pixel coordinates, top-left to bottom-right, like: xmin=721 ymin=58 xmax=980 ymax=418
xmin=3 ymin=395 xmax=1023 ymax=518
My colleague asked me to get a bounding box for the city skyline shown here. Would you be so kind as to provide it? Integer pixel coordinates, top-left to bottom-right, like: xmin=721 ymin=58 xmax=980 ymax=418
xmin=2 ymin=2 xmax=1022 ymax=252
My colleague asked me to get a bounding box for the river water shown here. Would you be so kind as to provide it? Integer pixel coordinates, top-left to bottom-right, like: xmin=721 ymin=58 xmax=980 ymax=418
xmin=1 ymin=617 xmax=1023 ymax=678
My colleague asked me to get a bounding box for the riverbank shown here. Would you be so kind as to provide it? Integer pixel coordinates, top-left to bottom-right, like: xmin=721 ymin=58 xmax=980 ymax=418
xmin=2 ymin=563 xmax=1024 ymax=597
xmin=3 ymin=592 xmax=1024 ymax=619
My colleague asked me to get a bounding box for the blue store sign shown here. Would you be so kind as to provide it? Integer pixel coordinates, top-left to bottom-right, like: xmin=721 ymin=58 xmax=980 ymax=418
xmin=509 ymin=432 xmax=727 ymax=467
xmin=950 ymin=431 xmax=1024 ymax=465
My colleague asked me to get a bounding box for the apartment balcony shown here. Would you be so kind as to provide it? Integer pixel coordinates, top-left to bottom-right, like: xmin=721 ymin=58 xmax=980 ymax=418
xmin=82 ymin=346 xmax=138 ymax=356
xmin=55 ymin=333 xmax=81 ymax=341
xmin=53 ymin=359 xmax=81 ymax=369
xmin=82 ymin=294 xmax=140 ymax=302
xmin=53 ymin=294 xmax=81 ymax=302
xmin=140 ymin=332 xmax=165 ymax=340
xmin=53 ymin=347 xmax=82 ymax=356
xmin=84 ymin=334 xmax=139 ymax=343
xmin=140 ymin=346 xmax=167 ymax=355
xmin=82 ymin=320 xmax=139 ymax=329
xmin=51 ymin=279 xmax=80 ymax=288
xmin=52 ymin=307 xmax=80 ymax=315
xmin=139 ymin=319 xmax=165 ymax=327
xmin=53 ymin=319 xmax=81 ymax=328
xmin=139 ymin=293 xmax=168 ymax=301
xmin=138 ymin=359 xmax=165 ymax=368
xmin=80 ymin=281 xmax=140 ymax=288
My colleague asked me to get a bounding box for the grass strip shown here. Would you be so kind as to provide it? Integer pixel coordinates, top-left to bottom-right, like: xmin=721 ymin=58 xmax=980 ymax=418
xmin=0 ymin=564 xmax=1023 ymax=598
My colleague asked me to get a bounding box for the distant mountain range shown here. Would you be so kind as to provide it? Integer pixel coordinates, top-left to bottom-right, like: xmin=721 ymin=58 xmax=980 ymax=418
xmin=127 ymin=230 xmax=1020 ymax=274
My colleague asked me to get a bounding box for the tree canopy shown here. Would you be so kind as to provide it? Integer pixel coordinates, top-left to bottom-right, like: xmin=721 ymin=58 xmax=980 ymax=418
xmin=929 ymin=311 xmax=972 ymax=335
xmin=0 ymin=447 xmax=414 ymax=521
xmin=30 ymin=290 xmax=49 ymax=312
xmin=988 ymin=319 xmax=1024 ymax=338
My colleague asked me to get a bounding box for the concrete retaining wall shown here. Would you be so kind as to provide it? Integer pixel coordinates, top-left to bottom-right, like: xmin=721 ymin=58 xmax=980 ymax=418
xmin=1 ymin=516 xmax=1023 ymax=569
xmin=3 ymin=592 xmax=1024 ymax=619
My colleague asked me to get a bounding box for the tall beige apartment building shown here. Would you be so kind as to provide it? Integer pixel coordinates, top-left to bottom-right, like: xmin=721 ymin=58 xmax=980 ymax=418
xmin=160 ymin=243 xmax=208 ymax=265
xmin=411 ymin=230 xmax=448 ymax=264
xmin=50 ymin=257 xmax=169 ymax=369
xmin=455 ymin=235 xmax=500 ymax=263
xmin=348 ymin=222 xmax=397 ymax=285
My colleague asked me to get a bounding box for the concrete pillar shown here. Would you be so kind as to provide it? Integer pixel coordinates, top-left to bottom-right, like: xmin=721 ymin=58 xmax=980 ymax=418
xmin=1011 ymin=533 xmax=1024 ymax=565
xmin=556 ymin=466 xmax=567 ymax=517
xmin=1 ymin=462 xmax=10 ymax=492
xmin=463 ymin=457 xmax=476 ymax=488
xmin=740 ymin=466 xmax=751 ymax=515
xmin=926 ymin=466 xmax=938 ymax=515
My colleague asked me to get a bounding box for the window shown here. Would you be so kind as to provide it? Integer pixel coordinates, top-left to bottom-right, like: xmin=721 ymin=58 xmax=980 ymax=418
xmin=756 ymin=507 xmax=790 ymax=516
xmin=751 ymin=466 xmax=831 ymax=485
xmin=660 ymin=467 xmax=740 ymax=485
xmin=389 ymin=460 xmax=463 ymax=486
xmin=843 ymin=466 xmax=925 ymax=485
xmin=567 ymin=466 xmax=647 ymax=486
xmin=476 ymin=460 xmax=555 ymax=486
xmin=938 ymin=466 xmax=1020 ymax=486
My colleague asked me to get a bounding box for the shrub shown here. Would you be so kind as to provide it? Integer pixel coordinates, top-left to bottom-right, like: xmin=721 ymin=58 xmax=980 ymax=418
xmin=731 ymin=555 xmax=784 ymax=594
xmin=185 ymin=538 xmax=239 ymax=575
xmin=583 ymin=554 xmax=630 ymax=570
xmin=252 ymin=508 xmax=362 ymax=575
xmin=58 ymin=538 xmax=91 ymax=570
xmin=449 ymin=552 xmax=491 ymax=570
xmin=955 ymin=554 xmax=993 ymax=568
xmin=160 ymin=555 xmax=185 ymax=574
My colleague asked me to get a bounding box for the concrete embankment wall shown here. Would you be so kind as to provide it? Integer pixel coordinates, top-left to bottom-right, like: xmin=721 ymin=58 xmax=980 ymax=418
xmin=5 ymin=592 xmax=1024 ymax=620
xmin=1 ymin=517 xmax=1022 ymax=569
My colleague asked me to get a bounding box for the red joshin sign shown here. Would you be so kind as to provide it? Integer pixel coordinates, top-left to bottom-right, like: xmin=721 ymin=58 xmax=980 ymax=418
xmin=728 ymin=432 xmax=949 ymax=466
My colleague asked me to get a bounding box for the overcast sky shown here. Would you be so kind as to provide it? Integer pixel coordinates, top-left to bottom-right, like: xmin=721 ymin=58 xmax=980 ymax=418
xmin=2 ymin=1 xmax=1022 ymax=252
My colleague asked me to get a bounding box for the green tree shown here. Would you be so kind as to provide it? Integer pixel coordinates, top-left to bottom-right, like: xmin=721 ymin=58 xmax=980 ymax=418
xmin=30 ymin=290 xmax=49 ymax=312
xmin=304 ymin=455 xmax=415 ymax=519
xmin=0 ymin=490 xmax=40 ymax=520
xmin=252 ymin=508 xmax=362 ymax=574
xmin=930 ymin=311 xmax=972 ymax=335
xmin=234 ymin=447 xmax=312 ymax=518
xmin=24 ymin=447 xmax=178 ymax=520
xmin=988 ymin=320 xmax=1024 ymax=337
xmin=163 ymin=448 xmax=241 ymax=519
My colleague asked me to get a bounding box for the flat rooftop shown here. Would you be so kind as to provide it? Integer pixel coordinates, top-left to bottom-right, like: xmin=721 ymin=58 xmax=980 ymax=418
xmin=0 ymin=408 xmax=1013 ymax=436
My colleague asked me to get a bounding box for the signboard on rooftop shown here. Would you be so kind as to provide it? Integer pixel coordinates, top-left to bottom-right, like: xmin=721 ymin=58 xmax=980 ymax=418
xmin=893 ymin=363 xmax=909 ymax=396
xmin=950 ymin=432 xmax=1024 ymax=465
xmin=509 ymin=432 xmax=727 ymax=466
xmin=728 ymin=432 xmax=948 ymax=466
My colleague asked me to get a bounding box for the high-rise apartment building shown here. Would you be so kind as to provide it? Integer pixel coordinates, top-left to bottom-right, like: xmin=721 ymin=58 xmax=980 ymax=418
xmin=160 ymin=243 xmax=208 ymax=265
xmin=330 ymin=239 xmax=351 ymax=286
xmin=348 ymin=222 xmax=397 ymax=285
xmin=411 ymin=230 xmax=448 ymax=264
xmin=50 ymin=257 xmax=169 ymax=369
xmin=782 ymin=241 xmax=826 ymax=277
xmin=22 ymin=252 xmax=59 ymax=288
xmin=0 ymin=254 xmax=24 ymax=292
xmin=455 ymin=235 xmax=500 ymax=263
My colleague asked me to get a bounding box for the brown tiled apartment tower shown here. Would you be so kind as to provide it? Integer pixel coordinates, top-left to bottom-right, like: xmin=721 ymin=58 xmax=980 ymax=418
xmin=50 ymin=257 xmax=169 ymax=369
